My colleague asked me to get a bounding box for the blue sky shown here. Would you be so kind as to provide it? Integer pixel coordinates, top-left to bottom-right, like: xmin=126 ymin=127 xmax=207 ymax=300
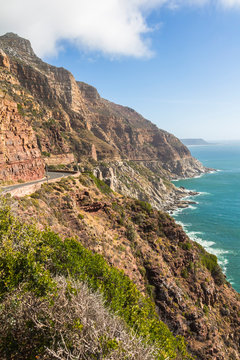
xmin=1 ymin=0 xmax=240 ymax=140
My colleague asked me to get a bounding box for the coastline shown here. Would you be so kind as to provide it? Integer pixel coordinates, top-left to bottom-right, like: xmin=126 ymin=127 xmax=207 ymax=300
xmin=167 ymin=167 xmax=232 ymax=280
xmin=165 ymin=167 xmax=216 ymax=214
xmin=165 ymin=187 xmax=199 ymax=214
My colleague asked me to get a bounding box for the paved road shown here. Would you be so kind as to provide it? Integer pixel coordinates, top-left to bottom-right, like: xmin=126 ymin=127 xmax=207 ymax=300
xmin=1 ymin=172 xmax=73 ymax=193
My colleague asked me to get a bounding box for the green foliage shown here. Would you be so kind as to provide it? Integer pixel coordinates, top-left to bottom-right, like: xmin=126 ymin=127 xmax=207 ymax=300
xmin=0 ymin=200 xmax=191 ymax=359
xmin=78 ymin=174 xmax=89 ymax=187
xmin=125 ymin=224 xmax=136 ymax=242
xmin=201 ymin=253 xmax=218 ymax=273
xmin=180 ymin=242 xmax=192 ymax=251
xmin=30 ymin=192 xmax=40 ymax=199
xmin=135 ymin=200 xmax=152 ymax=215
xmin=181 ymin=268 xmax=189 ymax=279
xmin=201 ymin=253 xmax=225 ymax=285
xmin=146 ymin=284 xmax=156 ymax=300
xmin=88 ymin=173 xmax=112 ymax=195
xmin=41 ymin=151 xmax=51 ymax=157
xmin=43 ymin=118 xmax=56 ymax=128
xmin=112 ymin=202 xmax=126 ymax=226
xmin=48 ymin=164 xmax=66 ymax=170
xmin=203 ymin=304 xmax=209 ymax=315
xmin=17 ymin=103 xmax=24 ymax=116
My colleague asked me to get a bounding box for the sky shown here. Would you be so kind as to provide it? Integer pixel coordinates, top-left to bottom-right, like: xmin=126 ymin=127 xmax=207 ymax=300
xmin=1 ymin=0 xmax=240 ymax=140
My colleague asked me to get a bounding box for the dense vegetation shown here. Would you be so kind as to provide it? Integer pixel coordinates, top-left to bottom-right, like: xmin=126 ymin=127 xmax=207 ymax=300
xmin=0 ymin=198 xmax=191 ymax=359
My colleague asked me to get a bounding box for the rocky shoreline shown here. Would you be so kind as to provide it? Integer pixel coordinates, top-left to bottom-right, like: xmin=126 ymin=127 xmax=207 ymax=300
xmin=164 ymin=186 xmax=199 ymax=214
xmin=165 ymin=168 xmax=216 ymax=214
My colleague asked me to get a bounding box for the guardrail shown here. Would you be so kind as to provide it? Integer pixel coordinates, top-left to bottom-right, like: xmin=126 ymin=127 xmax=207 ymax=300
xmin=47 ymin=170 xmax=78 ymax=174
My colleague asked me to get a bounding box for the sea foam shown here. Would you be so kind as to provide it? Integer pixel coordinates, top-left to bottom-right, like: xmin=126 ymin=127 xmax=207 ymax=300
xmin=176 ymin=222 xmax=229 ymax=274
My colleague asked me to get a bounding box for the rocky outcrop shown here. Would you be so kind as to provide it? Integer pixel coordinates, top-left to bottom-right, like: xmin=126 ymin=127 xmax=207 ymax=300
xmin=91 ymin=161 xmax=191 ymax=210
xmin=0 ymin=95 xmax=45 ymax=182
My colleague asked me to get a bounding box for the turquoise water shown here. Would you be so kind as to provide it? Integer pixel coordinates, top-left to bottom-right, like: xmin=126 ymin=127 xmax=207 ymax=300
xmin=172 ymin=142 xmax=240 ymax=293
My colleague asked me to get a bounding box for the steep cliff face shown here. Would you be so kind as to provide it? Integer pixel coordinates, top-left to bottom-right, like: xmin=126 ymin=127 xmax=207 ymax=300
xmin=0 ymin=32 xmax=207 ymax=180
xmin=77 ymin=82 xmax=206 ymax=178
xmin=0 ymin=47 xmax=45 ymax=182
xmin=0 ymin=95 xmax=45 ymax=182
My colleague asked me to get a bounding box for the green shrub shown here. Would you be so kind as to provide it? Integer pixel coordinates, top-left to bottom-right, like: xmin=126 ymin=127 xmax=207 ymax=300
xmin=181 ymin=268 xmax=189 ymax=279
xmin=203 ymin=304 xmax=209 ymax=315
xmin=30 ymin=192 xmax=40 ymax=199
xmin=201 ymin=253 xmax=218 ymax=273
xmin=43 ymin=118 xmax=56 ymax=128
xmin=17 ymin=103 xmax=24 ymax=115
xmin=0 ymin=278 xmax=157 ymax=360
xmin=180 ymin=242 xmax=192 ymax=251
xmin=41 ymin=151 xmax=51 ymax=157
xmin=88 ymin=173 xmax=112 ymax=195
xmin=125 ymin=224 xmax=136 ymax=241
xmin=201 ymin=253 xmax=225 ymax=286
xmin=135 ymin=200 xmax=152 ymax=214
xmin=0 ymin=200 xmax=191 ymax=359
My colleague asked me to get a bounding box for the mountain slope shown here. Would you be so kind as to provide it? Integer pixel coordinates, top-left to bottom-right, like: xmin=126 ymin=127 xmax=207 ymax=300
xmin=0 ymin=32 xmax=207 ymax=181
xmin=11 ymin=173 xmax=240 ymax=360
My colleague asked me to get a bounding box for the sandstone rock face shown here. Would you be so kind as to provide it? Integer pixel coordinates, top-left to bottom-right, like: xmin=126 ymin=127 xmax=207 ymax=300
xmin=45 ymin=153 xmax=75 ymax=166
xmin=0 ymin=49 xmax=10 ymax=70
xmin=0 ymin=32 xmax=209 ymax=179
xmin=0 ymin=96 xmax=45 ymax=182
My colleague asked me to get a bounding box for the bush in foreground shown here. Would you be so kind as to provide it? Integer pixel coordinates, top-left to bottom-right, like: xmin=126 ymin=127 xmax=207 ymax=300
xmin=0 ymin=277 xmax=156 ymax=360
xmin=0 ymin=198 xmax=191 ymax=359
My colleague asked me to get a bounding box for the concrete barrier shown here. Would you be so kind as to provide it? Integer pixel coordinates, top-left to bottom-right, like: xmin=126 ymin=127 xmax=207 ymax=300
xmin=47 ymin=170 xmax=77 ymax=174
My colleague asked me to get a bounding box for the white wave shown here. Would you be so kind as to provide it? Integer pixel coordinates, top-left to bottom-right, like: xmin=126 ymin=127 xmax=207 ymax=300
xmin=197 ymin=191 xmax=210 ymax=196
xmin=175 ymin=221 xmax=192 ymax=229
xmin=228 ymin=277 xmax=235 ymax=286
xmin=170 ymin=208 xmax=186 ymax=216
xmin=192 ymin=173 xmax=205 ymax=179
xmin=178 ymin=228 xmax=229 ymax=274
xmin=188 ymin=205 xmax=197 ymax=210
xmin=183 ymin=191 xmax=210 ymax=198
xmin=172 ymin=169 xmax=218 ymax=183
xmin=170 ymin=204 xmax=197 ymax=216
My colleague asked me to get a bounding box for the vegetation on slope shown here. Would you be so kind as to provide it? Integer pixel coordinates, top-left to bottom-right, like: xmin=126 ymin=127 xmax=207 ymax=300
xmin=0 ymin=198 xmax=191 ymax=359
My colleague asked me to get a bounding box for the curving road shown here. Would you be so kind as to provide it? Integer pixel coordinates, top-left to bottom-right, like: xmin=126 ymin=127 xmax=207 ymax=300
xmin=2 ymin=171 xmax=74 ymax=193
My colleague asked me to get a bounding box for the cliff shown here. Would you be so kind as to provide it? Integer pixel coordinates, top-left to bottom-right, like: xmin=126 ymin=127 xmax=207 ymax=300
xmin=0 ymin=95 xmax=44 ymax=182
xmin=0 ymin=47 xmax=45 ymax=182
xmin=0 ymin=32 xmax=209 ymax=208
xmin=0 ymin=33 xmax=207 ymax=180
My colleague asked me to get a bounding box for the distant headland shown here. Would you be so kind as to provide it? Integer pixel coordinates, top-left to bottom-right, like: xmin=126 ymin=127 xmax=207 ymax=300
xmin=180 ymin=138 xmax=210 ymax=146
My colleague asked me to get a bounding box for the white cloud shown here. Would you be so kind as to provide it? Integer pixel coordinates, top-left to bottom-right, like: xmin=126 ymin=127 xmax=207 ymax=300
xmin=219 ymin=0 xmax=240 ymax=6
xmin=0 ymin=0 xmax=239 ymax=59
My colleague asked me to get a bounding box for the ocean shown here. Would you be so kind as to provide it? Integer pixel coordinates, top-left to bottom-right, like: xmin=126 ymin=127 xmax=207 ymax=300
xmin=172 ymin=141 xmax=240 ymax=293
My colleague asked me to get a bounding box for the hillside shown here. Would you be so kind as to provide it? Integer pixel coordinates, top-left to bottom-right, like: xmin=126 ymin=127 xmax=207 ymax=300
xmin=2 ymin=173 xmax=239 ymax=359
